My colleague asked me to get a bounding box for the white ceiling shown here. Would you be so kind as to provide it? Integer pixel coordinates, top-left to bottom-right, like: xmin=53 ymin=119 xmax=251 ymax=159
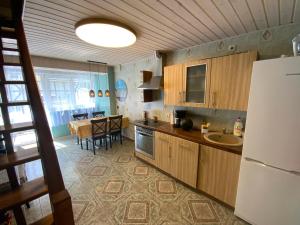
xmin=23 ymin=0 xmax=300 ymax=65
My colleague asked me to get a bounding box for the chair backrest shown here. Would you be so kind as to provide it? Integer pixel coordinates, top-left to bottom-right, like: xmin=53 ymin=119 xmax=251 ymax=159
xmin=109 ymin=115 xmax=123 ymax=133
xmin=73 ymin=113 xmax=88 ymax=120
xmin=92 ymin=111 xmax=105 ymax=118
xmin=91 ymin=118 xmax=108 ymax=137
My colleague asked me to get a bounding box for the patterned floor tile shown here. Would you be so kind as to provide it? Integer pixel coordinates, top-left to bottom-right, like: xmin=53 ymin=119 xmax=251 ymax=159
xmin=188 ymin=200 xmax=219 ymax=223
xmin=88 ymin=166 xmax=108 ymax=176
xmin=116 ymin=155 xmax=131 ymax=163
xmin=123 ymin=200 xmax=150 ymax=223
xmin=156 ymin=180 xmax=177 ymax=194
xmin=133 ymin=165 xmax=149 ymax=175
xmin=103 ymin=180 xmax=125 ymax=194
xmin=22 ymin=136 xmax=248 ymax=225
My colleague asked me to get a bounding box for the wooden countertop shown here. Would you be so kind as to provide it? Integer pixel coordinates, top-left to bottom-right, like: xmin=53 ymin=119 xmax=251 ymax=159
xmin=134 ymin=120 xmax=242 ymax=155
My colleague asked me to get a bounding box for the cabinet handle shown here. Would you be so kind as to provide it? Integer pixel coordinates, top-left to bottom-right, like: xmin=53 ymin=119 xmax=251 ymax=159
xmin=212 ymin=91 xmax=217 ymax=108
xmin=169 ymin=146 xmax=172 ymax=158
xmin=179 ymin=91 xmax=182 ymax=103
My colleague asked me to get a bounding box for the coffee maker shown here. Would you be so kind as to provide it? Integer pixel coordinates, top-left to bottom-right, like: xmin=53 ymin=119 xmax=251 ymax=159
xmin=173 ymin=110 xmax=186 ymax=128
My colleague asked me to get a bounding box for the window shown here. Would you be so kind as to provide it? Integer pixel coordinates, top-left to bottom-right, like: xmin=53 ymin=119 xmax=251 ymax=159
xmin=35 ymin=68 xmax=102 ymax=127
xmin=1 ymin=66 xmax=107 ymax=129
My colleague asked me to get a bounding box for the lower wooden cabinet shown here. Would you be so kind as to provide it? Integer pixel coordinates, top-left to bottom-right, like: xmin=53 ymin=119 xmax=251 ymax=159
xmin=153 ymin=132 xmax=242 ymax=207
xmin=155 ymin=132 xmax=175 ymax=176
xmin=173 ymin=137 xmax=199 ymax=187
xmin=197 ymin=145 xmax=241 ymax=207
xmin=155 ymin=132 xmax=199 ymax=187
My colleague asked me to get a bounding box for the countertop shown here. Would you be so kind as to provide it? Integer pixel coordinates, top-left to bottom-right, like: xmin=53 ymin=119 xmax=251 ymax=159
xmin=134 ymin=120 xmax=242 ymax=155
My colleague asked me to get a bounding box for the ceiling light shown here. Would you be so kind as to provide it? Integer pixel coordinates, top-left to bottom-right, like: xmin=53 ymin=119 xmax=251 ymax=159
xmin=75 ymin=18 xmax=136 ymax=48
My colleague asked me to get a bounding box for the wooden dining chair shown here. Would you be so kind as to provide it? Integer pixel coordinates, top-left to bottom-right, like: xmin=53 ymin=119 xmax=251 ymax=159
xmin=92 ymin=111 xmax=105 ymax=118
xmin=108 ymin=115 xmax=123 ymax=148
xmin=89 ymin=118 xmax=108 ymax=154
xmin=72 ymin=113 xmax=88 ymax=149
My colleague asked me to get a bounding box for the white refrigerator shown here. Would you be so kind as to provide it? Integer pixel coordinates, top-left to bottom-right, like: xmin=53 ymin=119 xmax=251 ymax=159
xmin=234 ymin=56 xmax=300 ymax=225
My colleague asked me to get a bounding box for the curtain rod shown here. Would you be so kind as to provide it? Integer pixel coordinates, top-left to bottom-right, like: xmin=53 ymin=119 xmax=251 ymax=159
xmin=87 ymin=60 xmax=107 ymax=65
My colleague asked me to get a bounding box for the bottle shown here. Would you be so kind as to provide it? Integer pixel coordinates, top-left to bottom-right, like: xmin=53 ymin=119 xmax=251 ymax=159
xmin=234 ymin=117 xmax=243 ymax=137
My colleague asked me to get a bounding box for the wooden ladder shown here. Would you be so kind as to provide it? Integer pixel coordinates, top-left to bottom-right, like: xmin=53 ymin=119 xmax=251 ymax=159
xmin=0 ymin=2 xmax=75 ymax=225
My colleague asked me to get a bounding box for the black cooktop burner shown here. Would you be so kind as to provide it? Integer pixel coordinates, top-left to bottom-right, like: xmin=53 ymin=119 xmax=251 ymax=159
xmin=135 ymin=119 xmax=166 ymax=128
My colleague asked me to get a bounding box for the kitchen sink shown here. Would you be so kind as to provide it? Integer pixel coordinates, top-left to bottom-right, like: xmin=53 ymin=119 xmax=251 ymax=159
xmin=204 ymin=132 xmax=243 ymax=147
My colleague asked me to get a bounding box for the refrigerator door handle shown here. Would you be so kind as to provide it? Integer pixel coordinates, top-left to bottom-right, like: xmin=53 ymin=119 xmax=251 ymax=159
xmin=290 ymin=171 xmax=300 ymax=176
xmin=286 ymin=73 xmax=300 ymax=76
xmin=245 ymin=157 xmax=264 ymax=164
xmin=245 ymin=157 xmax=300 ymax=176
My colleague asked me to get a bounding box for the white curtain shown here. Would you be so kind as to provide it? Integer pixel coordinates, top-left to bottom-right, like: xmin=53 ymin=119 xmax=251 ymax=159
xmin=35 ymin=67 xmax=102 ymax=127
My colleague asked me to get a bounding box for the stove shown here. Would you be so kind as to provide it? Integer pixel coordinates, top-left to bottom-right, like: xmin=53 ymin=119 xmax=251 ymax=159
xmin=134 ymin=119 xmax=166 ymax=129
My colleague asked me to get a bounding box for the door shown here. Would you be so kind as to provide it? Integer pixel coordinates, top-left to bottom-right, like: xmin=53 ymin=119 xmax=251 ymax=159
xmin=198 ymin=145 xmax=241 ymax=207
xmin=164 ymin=64 xmax=184 ymax=105
xmin=183 ymin=59 xmax=211 ymax=107
xmin=155 ymin=132 xmax=172 ymax=174
xmin=209 ymin=51 xmax=257 ymax=111
xmin=243 ymin=56 xmax=300 ymax=172
xmin=174 ymin=137 xmax=199 ymax=187
xmin=235 ymin=158 xmax=300 ymax=225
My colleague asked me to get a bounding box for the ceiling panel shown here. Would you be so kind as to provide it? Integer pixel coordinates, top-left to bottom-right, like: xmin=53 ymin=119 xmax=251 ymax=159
xmin=22 ymin=0 xmax=300 ymax=65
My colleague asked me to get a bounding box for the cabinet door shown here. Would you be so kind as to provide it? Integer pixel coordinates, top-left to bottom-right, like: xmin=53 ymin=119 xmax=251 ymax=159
xmin=164 ymin=64 xmax=184 ymax=105
xmin=197 ymin=145 xmax=241 ymax=207
xmin=155 ymin=132 xmax=172 ymax=174
xmin=209 ymin=51 xmax=257 ymax=111
xmin=174 ymin=137 xmax=199 ymax=187
xmin=183 ymin=59 xmax=211 ymax=107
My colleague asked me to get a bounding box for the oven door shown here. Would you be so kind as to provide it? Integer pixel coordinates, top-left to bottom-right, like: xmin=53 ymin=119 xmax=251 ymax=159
xmin=135 ymin=130 xmax=154 ymax=159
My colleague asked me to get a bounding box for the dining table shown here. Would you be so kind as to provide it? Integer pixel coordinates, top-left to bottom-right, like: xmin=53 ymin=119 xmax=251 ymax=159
xmin=68 ymin=116 xmax=129 ymax=139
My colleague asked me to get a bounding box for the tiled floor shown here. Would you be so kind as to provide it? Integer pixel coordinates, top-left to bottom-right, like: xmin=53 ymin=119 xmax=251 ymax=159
xmin=23 ymin=136 xmax=248 ymax=225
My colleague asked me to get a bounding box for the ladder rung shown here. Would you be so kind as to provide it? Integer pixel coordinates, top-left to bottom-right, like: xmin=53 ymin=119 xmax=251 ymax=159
xmin=0 ymin=80 xmax=26 ymax=85
xmin=2 ymin=47 xmax=19 ymax=52
xmin=0 ymin=147 xmax=40 ymax=170
xmin=0 ymin=27 xmax=16 ymax=39
xmin=0 ymin=101 xmax=30 ymax=107
xmin=30 ymin=214 xmax=54 ymax=225
xmin=0 ymin=122 xmax=35 ymax=134
xmin=2 ymin=62 xmax=21 ymax=67
xmin=0 ymin=177 xmax=48 ymax=211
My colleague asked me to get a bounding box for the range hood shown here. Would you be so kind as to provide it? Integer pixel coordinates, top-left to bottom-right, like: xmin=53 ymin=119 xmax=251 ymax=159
xmin=137 ymin=76 xmax=162 ymax=90
xmin=137 ymin=51 xmax=165 ymax=90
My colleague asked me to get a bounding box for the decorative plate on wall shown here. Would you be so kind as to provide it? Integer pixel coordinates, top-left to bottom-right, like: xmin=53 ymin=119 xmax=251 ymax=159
xmin=115 ymin=79 xmax=128 ymax=102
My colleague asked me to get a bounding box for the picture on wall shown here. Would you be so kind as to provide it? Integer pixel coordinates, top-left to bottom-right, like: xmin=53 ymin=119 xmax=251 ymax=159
xmin=115 ymin=79 xmax=128 ymax=102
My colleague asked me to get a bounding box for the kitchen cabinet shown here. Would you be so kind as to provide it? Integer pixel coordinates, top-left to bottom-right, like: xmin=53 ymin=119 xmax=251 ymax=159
xmin=155 ymin=132 xmax=199 ymax=187
xmin=173 ymin=136 xmax=199 ymax=187
xmin=164 ymin=64 xmax=184 ymax=106
xmin=183 ymin=59 xmax=211 ymax=107
xmin=197 ymin=145 xmax=241 ymax=207
xmin=155 ymin=132 xmax=175 ymax=176
xmin=163 ymin=51 xmax=257 ymax=111
xmin=209 ymin=51 xmax=257 ymax=111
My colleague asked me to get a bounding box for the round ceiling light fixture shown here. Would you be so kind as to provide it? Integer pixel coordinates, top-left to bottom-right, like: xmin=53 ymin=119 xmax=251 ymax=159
xmin=75 ymin=18 xmax=137 ymax=48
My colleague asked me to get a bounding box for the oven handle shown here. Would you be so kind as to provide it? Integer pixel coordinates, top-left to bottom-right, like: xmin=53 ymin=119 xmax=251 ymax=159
xmin=137 ymin=131 xmax=153 ymax=137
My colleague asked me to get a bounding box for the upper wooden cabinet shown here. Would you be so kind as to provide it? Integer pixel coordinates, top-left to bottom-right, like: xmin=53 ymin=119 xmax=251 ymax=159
xmin=164 ymin=64 xmax=184 ymax=106
xmin=197 ymin=145 xmax=241 ymax=207
xmin=163 ymin=51 xmax=257 ymax=111
xmin=183 ymin=59 xmax=211 ymax=108
xmin=209 ymin=51 xmax=257 ymax=111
